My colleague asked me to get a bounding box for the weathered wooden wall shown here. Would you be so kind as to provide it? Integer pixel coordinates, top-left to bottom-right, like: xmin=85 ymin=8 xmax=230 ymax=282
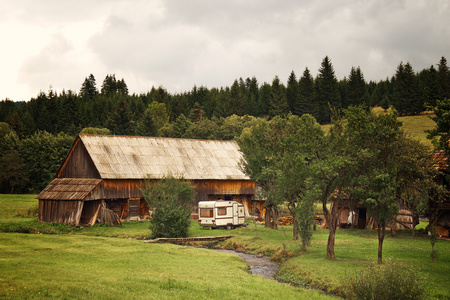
xmin=39 ymin=200 xmax=84 ymax=226
xmin=57 ymin=139 xmax=100 ymax=179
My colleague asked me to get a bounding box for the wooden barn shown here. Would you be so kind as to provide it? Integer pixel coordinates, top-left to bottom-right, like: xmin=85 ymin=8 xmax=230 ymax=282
xmin=37 ymin=134 xmax=262 ymax=226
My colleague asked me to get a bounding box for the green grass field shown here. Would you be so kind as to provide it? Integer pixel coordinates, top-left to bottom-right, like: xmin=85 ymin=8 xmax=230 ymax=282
xmin=1 ymin=195 xmax=449 ymax=299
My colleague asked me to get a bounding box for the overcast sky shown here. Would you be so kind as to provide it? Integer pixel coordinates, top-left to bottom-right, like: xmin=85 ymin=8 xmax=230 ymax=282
xmin=1 ymin=0 xmax=449 ymax=101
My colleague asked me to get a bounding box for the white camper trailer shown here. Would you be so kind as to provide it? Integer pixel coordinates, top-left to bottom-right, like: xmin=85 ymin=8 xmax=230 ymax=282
xmin=198 ymin=200 xmax=245 ymax=229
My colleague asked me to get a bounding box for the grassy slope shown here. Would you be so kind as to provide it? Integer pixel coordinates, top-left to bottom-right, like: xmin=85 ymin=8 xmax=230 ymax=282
xmin=0 ymin=196 xmax=334 ymax=300
xmin=1 ymin=233 xmax=334 ymax=300
xmin=321 ymin=108 xmax=436 ymax=147
xmin=1 ymin=195 xmax=449 ymax=299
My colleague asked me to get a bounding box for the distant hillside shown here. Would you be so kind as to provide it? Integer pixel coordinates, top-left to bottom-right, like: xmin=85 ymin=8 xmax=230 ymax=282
xmin=322 ymin=107 xmax=436 ymax=147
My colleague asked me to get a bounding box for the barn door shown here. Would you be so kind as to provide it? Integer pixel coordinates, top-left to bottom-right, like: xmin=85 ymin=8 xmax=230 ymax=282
xmin=232 ymin=202 xmax=239 ymax=225
xmin=127 ymin=198 xmax=140 ymax=221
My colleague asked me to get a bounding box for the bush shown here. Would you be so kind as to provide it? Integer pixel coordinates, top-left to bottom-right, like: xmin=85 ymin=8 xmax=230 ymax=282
xmin=344 ymin=258 xmax=431 ymax=300
xmin=142 ymin=176 xmax=195 ymax=238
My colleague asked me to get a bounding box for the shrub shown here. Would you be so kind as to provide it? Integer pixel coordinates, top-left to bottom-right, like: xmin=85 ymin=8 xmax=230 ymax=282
xmin=142 ymin=176 xmax=195 ymax=238
xmin=344 ymin=258 xmax=431 ymax=300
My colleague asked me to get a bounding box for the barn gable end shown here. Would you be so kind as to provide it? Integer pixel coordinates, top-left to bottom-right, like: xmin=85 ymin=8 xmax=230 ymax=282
xmin=56 ymin=137 xmax=100 ymax=179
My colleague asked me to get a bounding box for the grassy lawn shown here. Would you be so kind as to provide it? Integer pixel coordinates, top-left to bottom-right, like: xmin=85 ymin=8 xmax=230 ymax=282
xmin=1 ymin=195 xmax=448 ymax=299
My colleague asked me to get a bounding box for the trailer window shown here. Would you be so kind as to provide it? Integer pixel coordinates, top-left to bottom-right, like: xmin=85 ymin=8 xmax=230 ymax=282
xmin=200 ymin=208 xmax=213 ymax=218
xmin=217 ymin=207 xmax=227 ymax=215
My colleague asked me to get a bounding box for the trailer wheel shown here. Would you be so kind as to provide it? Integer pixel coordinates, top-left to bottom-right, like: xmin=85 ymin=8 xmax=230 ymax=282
xmin=226 ymin=225 xmax=232 ymax=230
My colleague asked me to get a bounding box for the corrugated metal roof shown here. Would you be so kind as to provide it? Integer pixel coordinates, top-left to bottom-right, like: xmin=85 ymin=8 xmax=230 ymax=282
xmin=37 ymin=178 xmax=102 ymax=200
xmin=79 ymin=134 xmax=249 ymax=180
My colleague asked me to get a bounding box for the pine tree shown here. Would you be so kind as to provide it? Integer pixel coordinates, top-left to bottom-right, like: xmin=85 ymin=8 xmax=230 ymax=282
xmin=346 ymin=66 xmax=369 ymax=107
xmin=268 ymin=76 xmax=288 ymax=117
xmin=80 ymin=74 xmax=98 ymax=99
xmin=298 ymin=68 xmax=317 ymax=118
xmin=315 ymin=56 xmax=340 ymax=123
xmin=245 ymin=77 xmax=259 ymax=116
xmin=107 ymin=100 xmax=134 ymax=135
xmin=229 ymin=80 xmax=245 ymax=116
xmin=286 ymin=71 xmax=299 ymax=114
xmin=393 ymin=62 xmax=422 ymax=115
xmin=258 ymin=83 xmax=271 ymax=116
xmin=437 ymin=56 xmax=450 ymax=100
xmin=101 ymin=74 xmax=118 ymax=95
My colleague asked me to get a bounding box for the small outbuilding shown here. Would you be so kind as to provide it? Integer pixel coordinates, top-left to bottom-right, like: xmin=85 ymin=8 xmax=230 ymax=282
xmin=38 ymin=134 xmax=262 ymax=226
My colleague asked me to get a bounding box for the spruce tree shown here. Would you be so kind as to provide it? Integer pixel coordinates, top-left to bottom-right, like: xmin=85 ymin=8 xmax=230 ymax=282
xmin=437 ymin=56 xmax=450 ymax=100
xmin=347 ymin=66 xmax=369 ymax=107
xmin=298 ymin=68 xmax=317 ymax=118
xmin=315 ymin=56 xmax=340 ymax=123
xmin=393 ymin=62 xmax=422 ymax=115
xmin=286 ymin=71 xmax=299 ymax=114
xmin=80 ymin=74 xmax=98 ymax=99
xmin=268 ymin=76 xmax=288 ymax=117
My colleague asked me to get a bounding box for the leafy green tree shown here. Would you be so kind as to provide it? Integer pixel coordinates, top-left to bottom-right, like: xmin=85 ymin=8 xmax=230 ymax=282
xmin=173 ymin=113 xmax=192 ymax=138
xmin=238 ymin=114 xmax=323 ymax=235
xmin=270 ymin=114 xmax=324 ymax=243
xmin=0 ymin=150 xmax=28 ymax=193
xmin=80 ymin=127 xmax=111 ymax=135
xmin=315 ymin=56 xmax=340 ymax=123
xmin=345 ymin=106 xmax=434 ymax=262
xmin=238 ymin=118 xmax=282 ymax=229
xmin=0 ymin=122 xmax=13 ymax=139
xmin=145 ymin=101 xmax=170 ymax=131
xmin=142 ymin=176 xmax=195 ymax=238
xmin=306 ymin=115 xmax=359 ymax=259
xmin=19 ymin=131 xmax=73 ymax=193
xmin=158 ymin=123 xmax=174 ymax=137
xmin=428 ymin=98 xmax=450 ymax=158
xmin=182 ymin=118 xmax=219 ymax=140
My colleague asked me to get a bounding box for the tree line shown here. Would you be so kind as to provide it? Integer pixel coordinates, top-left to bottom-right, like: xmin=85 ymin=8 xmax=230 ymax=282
xmin=0 ymin=56 xmax=449 ymax=194
xmin=1 ymin=56 xmax=449 ymax=138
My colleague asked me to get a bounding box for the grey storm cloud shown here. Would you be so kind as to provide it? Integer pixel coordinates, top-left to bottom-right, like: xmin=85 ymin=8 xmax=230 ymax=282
xmin=1 ymin=0 xmax=449 ymax=101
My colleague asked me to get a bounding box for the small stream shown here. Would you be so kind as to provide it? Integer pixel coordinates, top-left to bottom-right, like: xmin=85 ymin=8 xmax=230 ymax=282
xmin=215 ymin=249 xmax=280 ymax=280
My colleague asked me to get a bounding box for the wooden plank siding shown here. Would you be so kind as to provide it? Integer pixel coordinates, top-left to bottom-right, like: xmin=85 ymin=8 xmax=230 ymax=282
xmin=38 ymin=200 xmax=84 ymax=226
xmin=38 ymin=134 xmax=259 ymax=225
xmin=56 ymin=138 xmax=100 ymax=179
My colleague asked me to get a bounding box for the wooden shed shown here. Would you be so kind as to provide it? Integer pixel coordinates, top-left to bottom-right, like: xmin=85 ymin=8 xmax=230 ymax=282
xmin=38 ymin=134 xmax=261 ymax=226
xmin=324 ymin=198 xmax=417 ymax=230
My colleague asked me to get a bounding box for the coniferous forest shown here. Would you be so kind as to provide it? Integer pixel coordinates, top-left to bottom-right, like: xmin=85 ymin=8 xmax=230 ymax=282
xmin=0 ymin=56 xmax=449 ymax=193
